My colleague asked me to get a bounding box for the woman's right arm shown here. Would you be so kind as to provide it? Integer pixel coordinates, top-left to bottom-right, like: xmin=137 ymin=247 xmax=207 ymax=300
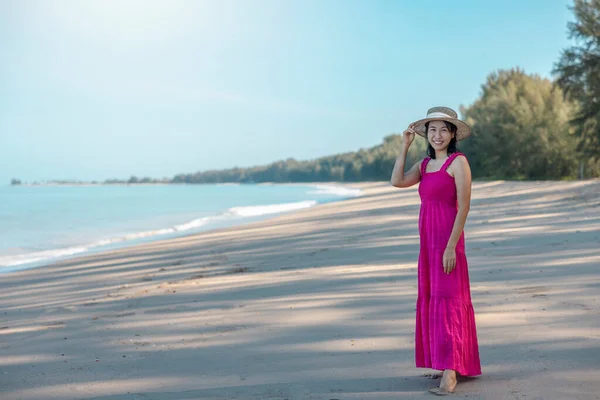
xmin=390 ymin=124 xmax=422 ymax=188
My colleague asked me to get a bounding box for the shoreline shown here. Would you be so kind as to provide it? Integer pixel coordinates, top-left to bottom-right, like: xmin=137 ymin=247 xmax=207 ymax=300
xmin=1 ymin=180 xmax=599 ymax=399
xmin=9 ymin=181 xmax=386 ymax=187
xmin=1 ymin=182 xmax=364 ymax=274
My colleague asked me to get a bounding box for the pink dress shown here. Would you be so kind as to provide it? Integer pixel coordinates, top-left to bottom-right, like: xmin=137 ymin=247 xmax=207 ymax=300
xmin=415 ymin=152 xmax=482 ymax=376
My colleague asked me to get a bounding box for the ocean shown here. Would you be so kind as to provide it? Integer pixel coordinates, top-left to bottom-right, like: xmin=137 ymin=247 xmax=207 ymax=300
xmin=0 ymin=183 xmax=361 ymax=273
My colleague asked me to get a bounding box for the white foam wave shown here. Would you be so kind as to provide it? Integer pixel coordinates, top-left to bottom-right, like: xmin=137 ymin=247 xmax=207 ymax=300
xmin=0 ymin=200 xmax=321 ymax=270
xmin=0 ymin=246 xmax=89 ymax=268
xmin=173 ymin=217 xmax=211 ymax=231
xmin=307 ymin=184 xmax=362 ymax=197
xmin=228 ymin=200 xmax=317 ymax=217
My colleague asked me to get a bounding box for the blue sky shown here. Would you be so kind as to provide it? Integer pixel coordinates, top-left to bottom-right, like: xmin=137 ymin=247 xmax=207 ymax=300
xmin=1 ymin=0 xmax=573 ymax=183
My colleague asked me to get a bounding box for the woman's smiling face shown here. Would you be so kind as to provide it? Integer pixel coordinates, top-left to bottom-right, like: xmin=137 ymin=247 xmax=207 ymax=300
xmin=427 ymin=120 xmax=455 ymax=151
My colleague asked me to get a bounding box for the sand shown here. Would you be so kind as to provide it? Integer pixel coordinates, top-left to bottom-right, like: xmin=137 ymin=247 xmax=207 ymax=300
xmin=1 ymin=180 xmax=599 ymax=400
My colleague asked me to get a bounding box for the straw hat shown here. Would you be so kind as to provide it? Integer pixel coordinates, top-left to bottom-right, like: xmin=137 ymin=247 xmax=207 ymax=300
xmin=412 ymin=106 xmax=471 ymax=141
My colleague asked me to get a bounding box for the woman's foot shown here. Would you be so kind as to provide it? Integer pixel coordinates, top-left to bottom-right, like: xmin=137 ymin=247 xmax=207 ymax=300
xmin=428 ymin=369 xmax=457 ymax=396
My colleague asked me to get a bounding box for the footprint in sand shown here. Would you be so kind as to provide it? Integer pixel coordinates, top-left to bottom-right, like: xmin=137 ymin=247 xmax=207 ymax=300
xmin=515 ymin=286 xmax=549 ymax=295
xmin=92 ymin=312 xmax=136 ymax=320
xmin=227 ymin=267 xmax=248 ymax=274
xmin=561 ymin=301 xmax=591 ymax=311
xmin=1 ymin=322 xmax=66 ymax=334
xmin=421 ymin=372 xmax=443 ymax=379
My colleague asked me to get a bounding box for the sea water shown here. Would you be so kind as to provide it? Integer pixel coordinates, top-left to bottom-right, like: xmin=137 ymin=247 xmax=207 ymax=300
xmin=0 ymin=183 xmax=361 ymax=273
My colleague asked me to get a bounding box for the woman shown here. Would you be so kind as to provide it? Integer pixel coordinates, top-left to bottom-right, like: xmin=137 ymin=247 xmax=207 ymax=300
xmin=390 ymin=106 xmax=481 ymax=395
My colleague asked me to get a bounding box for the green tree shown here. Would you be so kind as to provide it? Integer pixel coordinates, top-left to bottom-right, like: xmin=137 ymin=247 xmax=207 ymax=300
xmin=460 ymin=68 xmax=578 ymax=179
xmin=553 ymin=0 xmax=600 ymax=175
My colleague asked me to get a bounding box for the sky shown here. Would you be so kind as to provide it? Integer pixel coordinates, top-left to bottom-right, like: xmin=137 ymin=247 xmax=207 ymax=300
xmin=1 ymin=0 xmax=574 ymax=183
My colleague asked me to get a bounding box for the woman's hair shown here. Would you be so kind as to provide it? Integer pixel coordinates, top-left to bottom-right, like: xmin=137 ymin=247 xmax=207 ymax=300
xmin=426 ymin=120 xmax=459 ymax=159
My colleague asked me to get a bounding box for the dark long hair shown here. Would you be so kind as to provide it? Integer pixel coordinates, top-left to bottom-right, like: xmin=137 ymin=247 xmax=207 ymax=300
xmin=426 ymin=121 xmax=459 ymax=159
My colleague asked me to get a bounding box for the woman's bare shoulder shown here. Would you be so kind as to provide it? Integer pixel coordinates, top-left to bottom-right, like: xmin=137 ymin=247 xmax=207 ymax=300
xmin=454 ymin=153 xmax=469 ymax=164
xmin=448 ymin=154 xmax=470 ymax=176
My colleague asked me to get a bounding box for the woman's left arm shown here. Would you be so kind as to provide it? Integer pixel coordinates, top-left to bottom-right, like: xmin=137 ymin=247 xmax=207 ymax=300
xmin=442 ymin=155 xmax=472 ymax=274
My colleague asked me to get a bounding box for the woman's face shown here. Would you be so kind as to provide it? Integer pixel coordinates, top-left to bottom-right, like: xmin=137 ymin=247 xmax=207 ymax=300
xmin=427 ymin=120 xmax=454 ymax=151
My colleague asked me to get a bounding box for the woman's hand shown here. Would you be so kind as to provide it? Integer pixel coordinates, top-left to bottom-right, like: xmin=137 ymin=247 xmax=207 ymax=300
xmin=443 ymin=247 xmax=456 ymax=274
xmin=402 ymin=123 xmax=417 ymax=148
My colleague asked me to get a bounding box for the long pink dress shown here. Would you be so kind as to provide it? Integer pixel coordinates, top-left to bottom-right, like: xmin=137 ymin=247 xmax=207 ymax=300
xmin=415 ymin=152 xmax=482 ymax=376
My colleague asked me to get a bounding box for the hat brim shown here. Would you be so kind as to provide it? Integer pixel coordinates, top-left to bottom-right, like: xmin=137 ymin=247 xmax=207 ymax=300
xmin=412 ymin=117 xmax=471 ymax=141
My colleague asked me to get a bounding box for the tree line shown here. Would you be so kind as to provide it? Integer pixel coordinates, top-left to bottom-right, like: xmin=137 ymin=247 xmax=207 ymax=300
xmin=170 ymin=0 xmax=599 ymax=182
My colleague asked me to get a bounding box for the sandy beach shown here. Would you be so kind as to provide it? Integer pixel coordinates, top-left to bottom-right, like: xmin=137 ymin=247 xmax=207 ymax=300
xmin=1 ymin=180 xmax=599 ymax=400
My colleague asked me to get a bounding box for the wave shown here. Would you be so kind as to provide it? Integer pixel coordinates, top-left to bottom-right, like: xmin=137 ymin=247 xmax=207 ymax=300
xmin=307 ymin=184 xmax=362 ymax=197
xmin=228 ymin=200 xmax=317 ymax=217
xmin=0 ymin=199 xmax=327 ymax=271
xmin=0 ymin=246 xmax=90 ymax=269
